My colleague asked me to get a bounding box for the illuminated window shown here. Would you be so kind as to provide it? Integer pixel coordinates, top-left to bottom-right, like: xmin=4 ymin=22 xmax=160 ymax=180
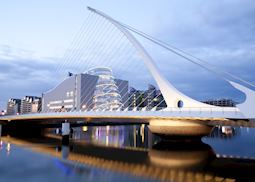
xmin=49 ymin=100 xmax=62 ymax=104
xmin=64 ymin=99 xmax=73 ymax=103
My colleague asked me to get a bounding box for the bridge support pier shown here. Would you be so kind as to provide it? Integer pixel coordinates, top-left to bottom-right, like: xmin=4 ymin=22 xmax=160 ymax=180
xmin=62 ymin=122 xmax=70 ymax=145
xmin=0 ymin=124 xmax=2 ymax=138
xmin=148 ymin=119 xmax=213 ymax=138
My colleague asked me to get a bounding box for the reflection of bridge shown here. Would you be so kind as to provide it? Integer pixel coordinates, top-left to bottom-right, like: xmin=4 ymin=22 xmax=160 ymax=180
xmin=2 ymin=135 xmax=255 ymax=182
xmin=1 ymin=7 xmax=255 ymax=137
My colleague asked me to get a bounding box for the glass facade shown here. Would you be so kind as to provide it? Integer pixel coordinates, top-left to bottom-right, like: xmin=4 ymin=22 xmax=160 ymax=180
xmin=87 ymin=68 xmax=122 ymax=111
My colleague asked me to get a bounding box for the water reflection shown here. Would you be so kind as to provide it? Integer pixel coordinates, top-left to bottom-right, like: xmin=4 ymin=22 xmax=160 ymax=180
xmin=149 ymin=141 xmax=215 ymax=170
xmin=6 ymin=143 xmax=11 ymax=155
xmin=208 ymin=126 xmax=240 ymax=138
xmin=71 ymin=125 xmax=152 ymax=149
xmin=1 ymin=124 xmax=255 ymax=181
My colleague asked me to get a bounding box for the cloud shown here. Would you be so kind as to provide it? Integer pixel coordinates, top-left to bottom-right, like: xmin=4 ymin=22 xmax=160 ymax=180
xmin=0 ymin=46 xmax=62 ymax=110
xmin=1 ymin=0 xmax=255 ymax=110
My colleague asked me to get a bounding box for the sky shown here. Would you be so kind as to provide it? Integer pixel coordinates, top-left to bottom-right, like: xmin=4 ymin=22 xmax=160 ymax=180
xmin=0 ymin=0 xmax=255 ymax=110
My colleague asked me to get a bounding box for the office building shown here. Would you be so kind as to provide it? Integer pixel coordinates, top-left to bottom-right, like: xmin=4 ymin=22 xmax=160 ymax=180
xmin=128 ymin=84 xmax=167 ymax=110
xmin=21 ymin=96 xmax=41 ymax=114
xmin=202 ymin=99 xmax=236 ymax=107
xmin=31 ymin=98 xmax=42 ymax=113
xmin=6 ymin=98 xmax=21 ymax=115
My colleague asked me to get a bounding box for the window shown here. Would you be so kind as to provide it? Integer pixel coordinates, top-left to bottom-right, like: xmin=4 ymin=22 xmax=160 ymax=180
xmin=64 ymin=99 xmax=74 ymax=103
xmin=49 ymin=100 xmax=62 ymax=104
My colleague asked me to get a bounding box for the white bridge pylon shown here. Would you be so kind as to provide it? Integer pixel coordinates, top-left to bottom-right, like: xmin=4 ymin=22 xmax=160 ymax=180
xmin=88 ymin=7 xmax=254 ymax=119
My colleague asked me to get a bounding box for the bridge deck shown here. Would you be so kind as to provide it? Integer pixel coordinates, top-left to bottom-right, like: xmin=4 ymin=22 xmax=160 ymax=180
xmin=0 ymin=110 xmax=253 ymax=128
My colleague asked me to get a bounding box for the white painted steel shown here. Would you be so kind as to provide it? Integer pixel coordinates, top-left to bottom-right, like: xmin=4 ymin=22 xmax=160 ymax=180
xmin=87 ymin=7 xmax=217 ymax=109
xmin=229 ymin=81 xmax=255 ymax=118
xmin=0 ymin=107 xmax=245 ymax=122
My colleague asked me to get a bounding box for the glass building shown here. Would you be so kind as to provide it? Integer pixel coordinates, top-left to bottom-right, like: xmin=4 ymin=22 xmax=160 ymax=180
xmin=87 ymin=68 xmax=123 ymax=111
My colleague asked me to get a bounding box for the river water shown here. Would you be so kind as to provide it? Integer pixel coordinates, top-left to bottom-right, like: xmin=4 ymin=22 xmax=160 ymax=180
xmin=0 ymin=124 xmax=255 ymax=181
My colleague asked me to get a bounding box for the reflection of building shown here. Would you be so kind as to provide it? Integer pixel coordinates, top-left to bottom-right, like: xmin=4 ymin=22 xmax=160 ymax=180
xmin=202 ymin=99 xmax=236 ymax=107
xmin=92 ymin=126 xmax=125 ymax=147
xmin=129 ymin=84 xmax=166 ymax=110
xmin=71 ymin=125 xmax=149 ymax=148
xmin=42 ymin=68 xmax=128 ymax=112
xmin=6 ymin=98 xmax=21 ymax=115
xmin=21 ymin=96 xmax=41 ymax=114
xmin=208 ymin=126 xmax=239 ymax=138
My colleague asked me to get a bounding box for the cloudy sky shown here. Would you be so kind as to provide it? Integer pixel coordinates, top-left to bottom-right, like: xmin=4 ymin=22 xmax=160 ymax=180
xmin=0 ymin=0 xmax=255 ymax=110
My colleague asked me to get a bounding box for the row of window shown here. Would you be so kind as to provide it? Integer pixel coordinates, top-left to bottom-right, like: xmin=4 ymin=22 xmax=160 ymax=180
xmin=49 ymin=99 xmax=74 ymax=105
xmin=66 ymin=91 xmax=74 ymax=97
xmin=49 ymin=104 xmax=74 ymax=110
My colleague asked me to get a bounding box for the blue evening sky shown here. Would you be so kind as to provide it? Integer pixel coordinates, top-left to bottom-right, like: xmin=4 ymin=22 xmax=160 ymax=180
xmin=0 ymin=0 xmax=255 ymax=110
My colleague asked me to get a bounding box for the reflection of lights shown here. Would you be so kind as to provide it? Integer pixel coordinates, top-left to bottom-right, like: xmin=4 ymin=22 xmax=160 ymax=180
xmin=133 ymin=126 xmax=136 ymax=147
xmin=140 ymin=124 xmax=145 ymax=143
xmin=0 ymin=140 xmax=3 ymax=149
xmin=7 ymin=143 xmax=11 ymax=154
xmin=82 ymin=126 xmax=88 ymax=132
xmin=106 ymin=125 xmax=110 ymax=136
xmin=92 ymin=126 xmax=125 ymax=147
xmin=221 ymin=126 xmax=233 ymax=135
xmin=106 ymin=135 xmax=109 ymax=146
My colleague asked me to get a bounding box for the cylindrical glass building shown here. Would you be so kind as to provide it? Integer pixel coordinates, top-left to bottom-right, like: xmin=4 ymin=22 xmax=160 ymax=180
xmin=87 ymin=67 xmax=122 ymax=111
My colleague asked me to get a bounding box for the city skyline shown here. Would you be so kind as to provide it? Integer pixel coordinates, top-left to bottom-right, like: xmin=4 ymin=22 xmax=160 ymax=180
xmin=1 ymin=0 xmax=255 ymax=110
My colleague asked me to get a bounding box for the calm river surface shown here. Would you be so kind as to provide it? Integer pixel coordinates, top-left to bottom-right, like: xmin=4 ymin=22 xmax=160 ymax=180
xmin=0 ymin=124 xmax=255 ymax=181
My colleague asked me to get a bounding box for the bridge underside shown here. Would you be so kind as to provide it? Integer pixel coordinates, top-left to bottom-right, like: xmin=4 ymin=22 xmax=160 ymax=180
xmin=0 ymin=111 xmax=253 ymax=137
xmin=0 ymin=111 xmax=241 ymax=124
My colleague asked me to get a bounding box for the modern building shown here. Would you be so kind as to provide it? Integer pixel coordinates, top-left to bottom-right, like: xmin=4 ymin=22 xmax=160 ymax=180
xmin=128 ymin=84 xmax=167 ymax=110
xmin=88 ymin=68 xmax=126 ymax=111
xmin=21 ymin=96 xmax=41 ymax=114
xmin=31 ymin=98 xmax=42 ymax=113
xmin=202 ymin=99 xmax=236 ymax=107
xmin=42 ymin=68 xmax=128 ymax=112
xmin=154 ymin=90 xmax=167 ymax=110
xmin=6 ymin=98 xmax=21 ymax=115
xmin=128 ymin=87 xmax=145 ymax=110
xmin=145 ymin=84 xmax=157 ymax=109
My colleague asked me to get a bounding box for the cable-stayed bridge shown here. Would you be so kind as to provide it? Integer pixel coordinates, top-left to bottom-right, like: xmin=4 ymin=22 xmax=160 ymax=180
xmin=1 ymin=7 xmax=255 ymax=137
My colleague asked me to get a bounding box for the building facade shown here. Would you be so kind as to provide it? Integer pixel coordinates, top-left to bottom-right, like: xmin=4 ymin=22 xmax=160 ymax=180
xmin=20 ymin=96 xmax=41 ymax=114
xmin=128 ymin=84 xmax=167 ymax=110
xmin=88 ymin=68 xmax=124 ymax=111
xmin=42 ymin=68 xmax=128 ymax=112
xmin=202 ymin=99 xmax=236 ymax=107
xmin=6 ymin=98 xmax=21 ymax=115
xmin=31 ymin=98 xmax=42 ymax=113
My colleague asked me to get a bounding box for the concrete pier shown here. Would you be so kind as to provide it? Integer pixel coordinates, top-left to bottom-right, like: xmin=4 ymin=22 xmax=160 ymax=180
xmin=61 ymin=122 xmax=70 ymax=145
xmin=148 ymin=119 xmax=212 ymax=137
